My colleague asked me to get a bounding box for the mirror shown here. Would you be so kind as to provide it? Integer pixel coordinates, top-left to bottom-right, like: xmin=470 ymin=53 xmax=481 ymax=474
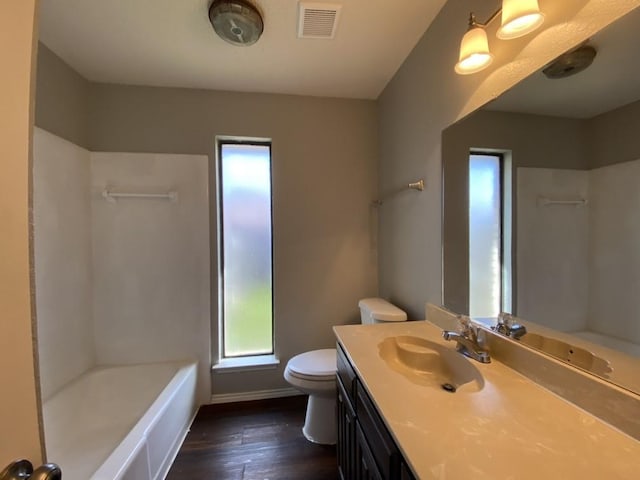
xmin=442 ymin=6 xmax=640 ymax=395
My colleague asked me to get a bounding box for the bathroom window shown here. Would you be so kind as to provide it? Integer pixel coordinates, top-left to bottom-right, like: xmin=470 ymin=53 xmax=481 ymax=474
xmin=217 ymin=140 xmax=274 ymax=358
xmin=468 ymin=152 xmax=512 ymax=317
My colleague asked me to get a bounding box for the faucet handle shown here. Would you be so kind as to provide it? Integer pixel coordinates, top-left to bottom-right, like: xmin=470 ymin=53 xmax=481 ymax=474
xmin=456 ymin=315 xmax=476 ymax=339
xmin=497 ymin=311 xmax=514 ymax=327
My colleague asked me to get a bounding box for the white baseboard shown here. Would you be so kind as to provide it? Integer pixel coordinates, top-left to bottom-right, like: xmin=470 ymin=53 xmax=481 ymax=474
xmin=209 ymin=387 xmax=301 ymax=404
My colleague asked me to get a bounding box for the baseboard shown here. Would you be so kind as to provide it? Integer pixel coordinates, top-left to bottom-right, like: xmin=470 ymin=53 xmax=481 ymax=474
xmin=209 ymin=387 xmax=301 ymax=404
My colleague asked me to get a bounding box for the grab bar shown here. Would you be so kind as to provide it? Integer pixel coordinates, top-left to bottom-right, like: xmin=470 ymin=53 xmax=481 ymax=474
xmin=0 ymin=461 xmax=61 ymax=480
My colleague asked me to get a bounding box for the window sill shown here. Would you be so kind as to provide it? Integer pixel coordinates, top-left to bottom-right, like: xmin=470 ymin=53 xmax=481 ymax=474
xmin=212 ymin=354 xmax=280 ymax=374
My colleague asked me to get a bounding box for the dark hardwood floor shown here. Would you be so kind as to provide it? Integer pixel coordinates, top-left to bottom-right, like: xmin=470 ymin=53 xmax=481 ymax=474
xmin=166 ymin=395 xmax=339 ymax=480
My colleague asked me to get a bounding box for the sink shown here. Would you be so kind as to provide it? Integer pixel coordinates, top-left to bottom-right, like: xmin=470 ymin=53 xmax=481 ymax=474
xmin=519 ymin=333 xmax=612 ymax=377
xmin=378 ymin=335 xmax=485 ymax=393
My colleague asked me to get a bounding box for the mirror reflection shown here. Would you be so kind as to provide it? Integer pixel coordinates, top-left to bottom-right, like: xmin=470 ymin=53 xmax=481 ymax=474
xmin=442 ymin=6 xmax=640 ymax=395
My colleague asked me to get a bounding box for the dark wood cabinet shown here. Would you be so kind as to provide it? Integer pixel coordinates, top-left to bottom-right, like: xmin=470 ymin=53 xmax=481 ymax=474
xmin=337 ymin=344 xmax=416 ymax=480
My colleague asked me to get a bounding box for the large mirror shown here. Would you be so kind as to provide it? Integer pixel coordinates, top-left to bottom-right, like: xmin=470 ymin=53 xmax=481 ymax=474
xmin=442 ymin=6 xmax=640 ymax=395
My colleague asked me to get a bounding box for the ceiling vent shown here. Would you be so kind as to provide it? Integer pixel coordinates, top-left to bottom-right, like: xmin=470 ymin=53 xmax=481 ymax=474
xmin=298 ymin=2 xmax=342 ymax=39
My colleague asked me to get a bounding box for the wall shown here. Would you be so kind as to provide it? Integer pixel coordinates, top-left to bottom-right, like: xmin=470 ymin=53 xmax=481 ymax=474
xmin=91 ymin=152 xmax=211 ymax=402
xmin=516 ymin=168 xmax=589 ymax=331
xmin=87 ymin=84 xmax=378 ymax=395
xmin=35 ymin=44 xmax=90 ymax=148
xmin=378 ymin=0 xmax=640 ymax=319
xmin=441 ymin=110 xmax=586 ymax=313
xmin=35 ymin=53 xmax=379 ymax=395
xmin=33 ymin=128 xmax=94 ymax=400
xmin=0 ymin=0 xmax=43 ymax=466
xmin=588 ymin=159 xmax=640 ymax=344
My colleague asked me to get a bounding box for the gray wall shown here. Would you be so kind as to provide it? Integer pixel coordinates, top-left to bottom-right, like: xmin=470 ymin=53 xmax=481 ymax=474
xmin=588 ymin=98 xmax=640 ymax=169
xmin=377 ymin=0 xmax=635 ymax=319
xmin=35 ymin=47 xmax=379 ymax=396
xmin=35 ymin=44 xmax=90 ymax=149
xmin=441 ymin=110 xmax=587 ymax=313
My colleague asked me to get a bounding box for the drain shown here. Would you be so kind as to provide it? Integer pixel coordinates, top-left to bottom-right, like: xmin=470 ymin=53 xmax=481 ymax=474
xmin=441 ymin=383 xmax=456 ymax=393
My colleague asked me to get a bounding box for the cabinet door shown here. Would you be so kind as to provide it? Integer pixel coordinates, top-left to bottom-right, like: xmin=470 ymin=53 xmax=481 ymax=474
xmin=356 ymin=381 xmax=400 ymax=479
xmin=356 ymin=423 xmax=384 ymax=480
xmin=400 ymin=462 xmax=416 ymax=480
xmin=337 ymin=375 xmax=356 ymax=480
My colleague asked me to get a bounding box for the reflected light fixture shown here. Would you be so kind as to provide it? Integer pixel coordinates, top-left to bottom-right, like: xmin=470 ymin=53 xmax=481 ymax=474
xmin=455 ymin=0 xmax=545 ymax=75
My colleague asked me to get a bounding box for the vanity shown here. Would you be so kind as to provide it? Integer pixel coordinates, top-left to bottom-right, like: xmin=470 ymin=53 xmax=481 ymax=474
xmin=334 ymin=320 xmax=640 ymax=480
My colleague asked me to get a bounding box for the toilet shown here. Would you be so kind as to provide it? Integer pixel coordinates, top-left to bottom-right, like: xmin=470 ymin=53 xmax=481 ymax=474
xmin=284 ymin=297 xmax=407 ymax=444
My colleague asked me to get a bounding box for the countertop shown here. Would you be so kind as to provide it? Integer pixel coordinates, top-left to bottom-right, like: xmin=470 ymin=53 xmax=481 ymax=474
xmin=334 ymin=321 xmax=640 ymax=479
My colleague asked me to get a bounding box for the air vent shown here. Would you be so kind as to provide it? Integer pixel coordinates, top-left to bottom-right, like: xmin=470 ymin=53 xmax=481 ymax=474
xmin=298 ymin=2 xmax=342 ymax=39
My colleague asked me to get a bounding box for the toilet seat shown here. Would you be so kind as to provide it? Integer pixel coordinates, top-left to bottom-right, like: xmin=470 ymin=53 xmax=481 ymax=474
xmin=286 ymin=349 xmax=336 ymax=382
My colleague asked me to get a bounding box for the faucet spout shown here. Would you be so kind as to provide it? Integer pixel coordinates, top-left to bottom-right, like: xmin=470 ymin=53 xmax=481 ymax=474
xmin=442 ymin=330 xmax=491 ymax=363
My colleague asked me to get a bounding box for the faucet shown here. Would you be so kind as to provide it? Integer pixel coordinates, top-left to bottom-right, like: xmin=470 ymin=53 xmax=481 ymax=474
xmin=442 ymin=315 xmax=491 ymax=363
xmin=494 ymin=312 xmax=527 ymax=340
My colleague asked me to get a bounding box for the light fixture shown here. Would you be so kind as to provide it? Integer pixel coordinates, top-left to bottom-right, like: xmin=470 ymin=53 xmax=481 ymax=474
xmin=497 ymin=0 xmax=545 ymax=40
xmin=455 ymin=14 xmax=494 ymax=75
xmin=455 ymin=0 xmax=545 ymax=75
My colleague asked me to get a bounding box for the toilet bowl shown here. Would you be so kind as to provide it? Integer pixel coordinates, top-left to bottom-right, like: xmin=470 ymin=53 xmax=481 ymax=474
xmin=284 ymin=298 xmax=406 ymax=444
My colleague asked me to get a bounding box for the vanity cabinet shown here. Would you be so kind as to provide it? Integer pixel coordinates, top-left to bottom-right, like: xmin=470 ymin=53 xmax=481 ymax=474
xmin=337 ymin=343 xmax=416 ymax=480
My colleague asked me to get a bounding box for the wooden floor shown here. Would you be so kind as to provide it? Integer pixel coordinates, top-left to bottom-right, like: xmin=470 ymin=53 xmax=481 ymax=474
xmin=166 ymin=395 xmax=339 ymax=480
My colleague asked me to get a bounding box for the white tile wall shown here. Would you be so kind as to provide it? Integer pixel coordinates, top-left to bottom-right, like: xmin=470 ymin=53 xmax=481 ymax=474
xmin=516 ymin=168 xmax=589 ymax=331
xmin=33 ymin=128 xmax=95 ymax=400
xmin=33 ymin=130 xmax=211 ymax=403
xmin=588 ymin=159 xmax=640 ymax=344
xmin=90 ymin=152 xmax=211 ymax=402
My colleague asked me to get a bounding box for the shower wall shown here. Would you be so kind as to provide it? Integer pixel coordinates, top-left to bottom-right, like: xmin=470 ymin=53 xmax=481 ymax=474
xmin=33 ymin=128 xmax=94 ymax=400
xmin=588 ymin=158 xmax=640 ymax=344
xmin=516 ymin=167 xmax=590 ymax=332
xmin=33 ymin=128 xmax=211 ymax=403
xmin=91 ymin=152 xmax=210 ymax=401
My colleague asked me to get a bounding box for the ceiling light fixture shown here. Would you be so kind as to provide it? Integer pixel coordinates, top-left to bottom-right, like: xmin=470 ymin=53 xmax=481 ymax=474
xmin=455 ymin=0 xmax=545 ymax=75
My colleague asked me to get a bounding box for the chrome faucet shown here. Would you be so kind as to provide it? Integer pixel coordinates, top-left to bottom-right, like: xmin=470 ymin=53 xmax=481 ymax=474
xmin=494 ymin=312 xmax=527 ymax=340
xmin=442 ymin=315 xmax=491 ymax=363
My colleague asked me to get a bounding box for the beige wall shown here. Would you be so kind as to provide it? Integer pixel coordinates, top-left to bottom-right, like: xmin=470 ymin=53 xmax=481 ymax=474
xmin=0 ymin=0 xmax=43 ymax=466
xmin=378 ymin=0 xmax=640 ymax=319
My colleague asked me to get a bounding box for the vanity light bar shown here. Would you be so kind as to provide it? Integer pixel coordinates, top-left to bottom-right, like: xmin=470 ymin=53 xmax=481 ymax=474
xmin=455 ymin=0 xmax=545 ymax=75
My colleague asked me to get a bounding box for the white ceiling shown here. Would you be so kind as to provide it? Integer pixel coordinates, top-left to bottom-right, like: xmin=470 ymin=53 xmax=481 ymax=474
xmin=487 ymin=6 xmax=640 ymax=119
xmin=38 ymin=0 xmax=447 ymax=100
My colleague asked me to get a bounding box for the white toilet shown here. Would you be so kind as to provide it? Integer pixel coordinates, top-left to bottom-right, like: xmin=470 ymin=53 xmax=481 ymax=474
xmin=284 ymin=297 xmax=407 ymax=444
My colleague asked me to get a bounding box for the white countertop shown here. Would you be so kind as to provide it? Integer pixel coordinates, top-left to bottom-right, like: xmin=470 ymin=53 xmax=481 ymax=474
xmin=334 ymin=321 xmax=640 ymax=479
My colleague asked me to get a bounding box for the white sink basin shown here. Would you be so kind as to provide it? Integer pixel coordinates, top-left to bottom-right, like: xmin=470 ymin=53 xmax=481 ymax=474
xmin=378 ymin=335 xmax=485 ymax=393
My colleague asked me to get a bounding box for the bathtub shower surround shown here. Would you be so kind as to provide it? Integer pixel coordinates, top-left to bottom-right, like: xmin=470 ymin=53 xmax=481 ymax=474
xmin=33 ymin=128 xmax=210 ymax=478
xmin=33 ymin=129 xmax=94 ymax=400
xmin=90 ymin=151 xmax=211 ymax=401
xmin=517 ymin=160 xmax=640 ymax=348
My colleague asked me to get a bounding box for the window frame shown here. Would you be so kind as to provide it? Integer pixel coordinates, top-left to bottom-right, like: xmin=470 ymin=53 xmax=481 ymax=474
xmin=216 ymin=137 xmax=275 ymax=360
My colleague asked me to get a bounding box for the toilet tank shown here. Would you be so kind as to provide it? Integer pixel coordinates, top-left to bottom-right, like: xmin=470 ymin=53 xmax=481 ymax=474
xmin=358 ymin=298 xmax=407 ymax=324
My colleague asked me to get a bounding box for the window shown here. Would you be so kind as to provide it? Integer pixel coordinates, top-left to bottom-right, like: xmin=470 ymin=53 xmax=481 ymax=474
xmin=468 ymin=152 xmax=512 ymax=317
xmin=217 ymin=140 xmax=273 ymax=358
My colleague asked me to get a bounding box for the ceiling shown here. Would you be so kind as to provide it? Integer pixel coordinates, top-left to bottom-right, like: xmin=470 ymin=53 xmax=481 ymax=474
xmin=38 ymin=0 xmax=447 ymax=100
xmin=487 ymin=5 xmax=640 ymax=119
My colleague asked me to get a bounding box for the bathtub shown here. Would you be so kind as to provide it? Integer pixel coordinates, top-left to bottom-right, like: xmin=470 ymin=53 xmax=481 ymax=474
xmin=42 ymin=361 xmax=197 ymax=480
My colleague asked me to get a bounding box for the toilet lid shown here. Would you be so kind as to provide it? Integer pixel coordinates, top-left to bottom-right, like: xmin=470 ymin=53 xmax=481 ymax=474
xmin=287 ymin=349 xmax=336 ymax=378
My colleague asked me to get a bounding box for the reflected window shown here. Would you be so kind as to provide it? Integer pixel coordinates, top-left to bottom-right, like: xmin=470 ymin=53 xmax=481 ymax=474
xmin=218 ymin=140 xmax=273 ymax=357
xmin=469 ymin=153 xmax=511 ymax=317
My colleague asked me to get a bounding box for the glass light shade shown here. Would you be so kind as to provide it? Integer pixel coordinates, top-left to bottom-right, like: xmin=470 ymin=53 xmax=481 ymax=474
xmin=497 ymin=0 xmax=545 ymax=40
xmin=455 ymin=26 xmax=494 ymax=75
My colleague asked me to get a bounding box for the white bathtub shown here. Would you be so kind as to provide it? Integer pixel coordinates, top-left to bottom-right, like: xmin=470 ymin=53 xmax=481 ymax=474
xmin=43 ymin=361 xmax=197 ymax=480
